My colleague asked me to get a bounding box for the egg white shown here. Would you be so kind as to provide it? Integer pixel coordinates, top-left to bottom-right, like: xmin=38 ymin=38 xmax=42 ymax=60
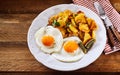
xmin=52 ymin=36 xmax=85 ymax=62
xmin=35 ymin=26 xmax=63 ymax=54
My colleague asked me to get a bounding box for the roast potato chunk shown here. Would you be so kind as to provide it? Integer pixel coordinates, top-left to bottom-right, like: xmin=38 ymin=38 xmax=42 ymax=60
xmin=79 ymin=23 xmax=90 ymax=32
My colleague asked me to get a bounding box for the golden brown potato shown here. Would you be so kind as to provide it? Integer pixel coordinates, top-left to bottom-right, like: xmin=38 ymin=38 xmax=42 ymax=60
xmin=86 ymin=18 xmax=92 ymax=26
xmin=90 ymin=20 xmax=98 ymax=30
xmin=91 ymin=30 xmax=96 ymax=39
xmin=83 ymin=32 xmax=91 ymax=44
xmin=69 ymin=24 xmax=78 ymax=33
xmin=71 ymin=19 xmax=77 ymax=27
xmin=48 ymin=15 xmax=58 ymax=25
xmin=58 ymin=12 xmax=64 ymax=17
xmin=79 ymin=23 xmax=90 ymax=32
xmin=56 ymin=27 xmax=67 ymax=38
xmin=64 ymin=10 xmax=73 ymax=16
xmin=78 ymin=31 xmax=85 ymax=41
xmin=57 ymin=17 xmax=66 ymax=27
xmin=75 ymin=13 xmax=86 ymax=24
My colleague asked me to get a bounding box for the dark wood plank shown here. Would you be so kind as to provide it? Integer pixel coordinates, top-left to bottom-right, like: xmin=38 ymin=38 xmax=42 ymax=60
xmin=110 ymin=0 xmax=120 ymax=13
xmin=0 ymin=14 xmax=37 ymax=45
xmin=0 ymin=0 xmax=119 ymax=14
xmin=0 ymin=46 xmax=54 ymax=72
xmin=0 ymin=0 xmax=72 ymax=14
xmin=79 ymin=52 xmax=120 ymax=72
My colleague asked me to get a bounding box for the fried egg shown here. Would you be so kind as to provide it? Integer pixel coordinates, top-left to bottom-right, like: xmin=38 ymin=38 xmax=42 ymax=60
xmin=52 ymin=36 xmax=85 ymax=62
xmin=35 ymin=26 xmax=63 ymax=54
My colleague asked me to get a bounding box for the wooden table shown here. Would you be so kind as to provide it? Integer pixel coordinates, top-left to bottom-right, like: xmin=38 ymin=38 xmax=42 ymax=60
xmin=0 ymin=0 xmax=120 ymax=73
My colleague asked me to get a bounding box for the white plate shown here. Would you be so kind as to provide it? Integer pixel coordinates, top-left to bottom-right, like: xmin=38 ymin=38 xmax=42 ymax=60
xmin=27 ymin=4 xmax=106 ymax=71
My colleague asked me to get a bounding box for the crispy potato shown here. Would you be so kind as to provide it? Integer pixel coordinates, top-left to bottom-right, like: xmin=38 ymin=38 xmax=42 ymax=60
xmin=67 ymin=28 xmax=72 ymax=33
xmin=57 ymin=17 xmax=66 ymax=27
xmin=87 ymin=18 xmax=98 ymax=30
xmin=64 ymin=10 xmax=72 ymax=16
xmin=71 ymin=19 xmax=77 ymax=27
xmin=83 ymin=32 xmax=91 ymax=44
xmin=90 ymin=20 xmax=98 ymax=30
xmin=92 ymin=30 xmax=96 ymax=39
xmin=48 ymin=15 xmax=58 ymax=25
xmin=58 ymin=12 xmax=64 ymax=17
xmin=69 ymin=24 xmax=78 ymax=33
xmin=75 ymin=13 xmax=86 ymax=24
xmin=86 ymin=18 xmax=92 ymax=26
xmin=78 ymin=31 xmax=84 ymax=41
xmin=56 ymin=27 xmax=67 ymax=38
xmin=79 ymin=23 xmax=90 ymax=32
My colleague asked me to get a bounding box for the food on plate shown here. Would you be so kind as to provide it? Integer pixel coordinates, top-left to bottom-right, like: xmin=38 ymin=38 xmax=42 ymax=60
xmin=48 ymin=9 xmax=98 ymax=53
xmin=35 ymin=26 xmax=63 ymax=54
xmin=52 ymin=37 xmax=85 ymax=62
xmin=34 ymin=9 xmax=98 ymax=62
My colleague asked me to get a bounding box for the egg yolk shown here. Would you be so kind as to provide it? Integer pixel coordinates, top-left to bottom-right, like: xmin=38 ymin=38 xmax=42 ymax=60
xmin=41 ymin=35 xmax=54 ymax=46
xmin=64 ymin=41 xmax=78 ymax=53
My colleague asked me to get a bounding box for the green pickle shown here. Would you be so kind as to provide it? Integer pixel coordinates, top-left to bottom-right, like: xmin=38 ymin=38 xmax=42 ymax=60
xmin=79 ymin=38 xmax=95 ymax=54
xmin=79 ymin=42 xmax=87 ymax=53
xmin=85 ymin=38 xmax=95 ymax=49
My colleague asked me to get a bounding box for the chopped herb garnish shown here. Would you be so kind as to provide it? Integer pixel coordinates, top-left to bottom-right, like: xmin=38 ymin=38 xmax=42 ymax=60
xmin=52 ymin=20 xmax=60 ymax=27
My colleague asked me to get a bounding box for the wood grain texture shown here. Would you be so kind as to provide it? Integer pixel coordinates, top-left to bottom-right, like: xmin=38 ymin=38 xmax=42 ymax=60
xmin=0 ymin=0 xmax=72 ymax=14
xmin=110 ymin=0 xmax=120 ymax=13
xmin=0 ymin=0 xmax=119 ymax=14
xmin=0 ymin=14 xmax=37 ymax=46
xmin=0 ymin=44 xmax=120 ymax=72
xmin=0 ymin=0 xmax=120 ymax=72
